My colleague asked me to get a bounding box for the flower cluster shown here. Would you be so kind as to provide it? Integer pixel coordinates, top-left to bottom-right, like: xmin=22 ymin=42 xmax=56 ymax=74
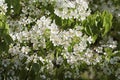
xmin=54 ymin=0 xmax=91 ymax=20
xmin=0 ymin=0 xmax=7 ymax=14
xmin=0 ymin=0 xmax=120 ymax=80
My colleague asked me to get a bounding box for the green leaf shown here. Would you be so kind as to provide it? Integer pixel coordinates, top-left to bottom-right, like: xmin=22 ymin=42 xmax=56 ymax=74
xmin=0 ymin=40 xmax=9 ymax=53
xmin=35 ymin=75 xmax=41 ymax=80
xmin=104 ymin=48 xmax=113 ymax=61
xmin=3 ymin=34 xmax=13 ymax=45
xmin=82 ymin=11 xmax=113 ymax=43
xmin=0 ymin=14 xmax=9 ymax=35
xmin=12 ymin=0 xmax=21 ymax=15
xmin=92 ymin=35 xmax=98 ymax=43
xmin=32 ymin=63 xmax=40 ymax=73
xmin=0 ymin=22 xmax=4 ymax=29
xmin=0 ymin=13 xmax=13 ymax=53
xmin=102 ymin=11 xmax=113 ymax=36
xmin=0 ymin=13 xmax=6 ymax=21
xmin=0 ymin=35 xmax=13 ymax=53
xmin=19 ymin=68 xmax=28 ymax=80
xmin=5 ymin=0 xmax=21 ymax=15
xmin=84 ymin=25 xmax=93 ymax=36
xmin=55 ymin=15 xmax=62 ymax=26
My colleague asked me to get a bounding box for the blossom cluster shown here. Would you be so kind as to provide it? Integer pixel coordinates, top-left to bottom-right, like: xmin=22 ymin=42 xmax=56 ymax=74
xmin=0 ymin=0 xmax=7 ymax=14
xmin=0 ymin=0 xmax=120 ymax=80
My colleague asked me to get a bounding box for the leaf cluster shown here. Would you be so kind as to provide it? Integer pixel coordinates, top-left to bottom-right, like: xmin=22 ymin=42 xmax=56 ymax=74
xmin=82 ymin=11 xmax=113 ymax=43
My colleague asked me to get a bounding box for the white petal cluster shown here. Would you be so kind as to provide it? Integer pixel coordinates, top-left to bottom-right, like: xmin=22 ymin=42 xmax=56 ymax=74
xmin=0 ymin=0 xmax=119 ymax=80
xmin=54 ymin=0 xmax=91 ymax=20
xmin=0 ymin=0 xmax=7 ymax=14
xmin=65 ymin=71 xmax=72 ymax=78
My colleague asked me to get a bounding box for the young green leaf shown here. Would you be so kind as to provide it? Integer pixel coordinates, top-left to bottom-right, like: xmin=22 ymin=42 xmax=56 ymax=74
xmin=102 ymin=11 xmax=113 ymax=36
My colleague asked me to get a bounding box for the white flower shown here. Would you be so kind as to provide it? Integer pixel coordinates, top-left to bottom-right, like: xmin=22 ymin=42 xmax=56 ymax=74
xmin=41 ymin=75 xmax=46 ymax=79
xmin=56 ymin=56 xmax=63 ymax=65
xmin=54 ymin=0 xmax=90 ymax=20
xmin=110 ymin=57 xmax=120 ymax=64
xmin=0 ymin=0 xmax=7 ymax=13
xmin=21 ymin=46 xmax=30 ymax=54
xmin=75 ymin=30 xmax=83 ymax=37
xmin=103 ymin=67 xmax=112 ymax=75
xmin=38 ymin=57 xmax=45 ymax=64
xmin=94 ymin=47 xmax=103 ymax=53
xmin=107 ymin=36 xmax=117 ymax=49
xmin=14 ymin=59 xmax=22 ymax=69
xmin=2 ymin=59 xmax=10 ymax=67
xmin=9 ymin=44 xmax=21 ymax=56
xmin=65 ymin=71 xmax=72 ymax=78
xmin=87 ymin=36 xmax=93 ymax=44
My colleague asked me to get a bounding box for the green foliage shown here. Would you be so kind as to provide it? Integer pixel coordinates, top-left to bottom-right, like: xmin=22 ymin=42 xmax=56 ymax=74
xmin=54 ymin=15 xmax=77 ymax=30
xmin=82 ymin=11 xmax=113 ymax=43
xmin=5 ymin=0 xmax=21 ymax=16
xmin=112 ymin=0 xmax=120 ymax=6
xmin=0 ymin=13 xmax=13 ymax=53
xmin=102 ymin=11 xmax=113 ymax=36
